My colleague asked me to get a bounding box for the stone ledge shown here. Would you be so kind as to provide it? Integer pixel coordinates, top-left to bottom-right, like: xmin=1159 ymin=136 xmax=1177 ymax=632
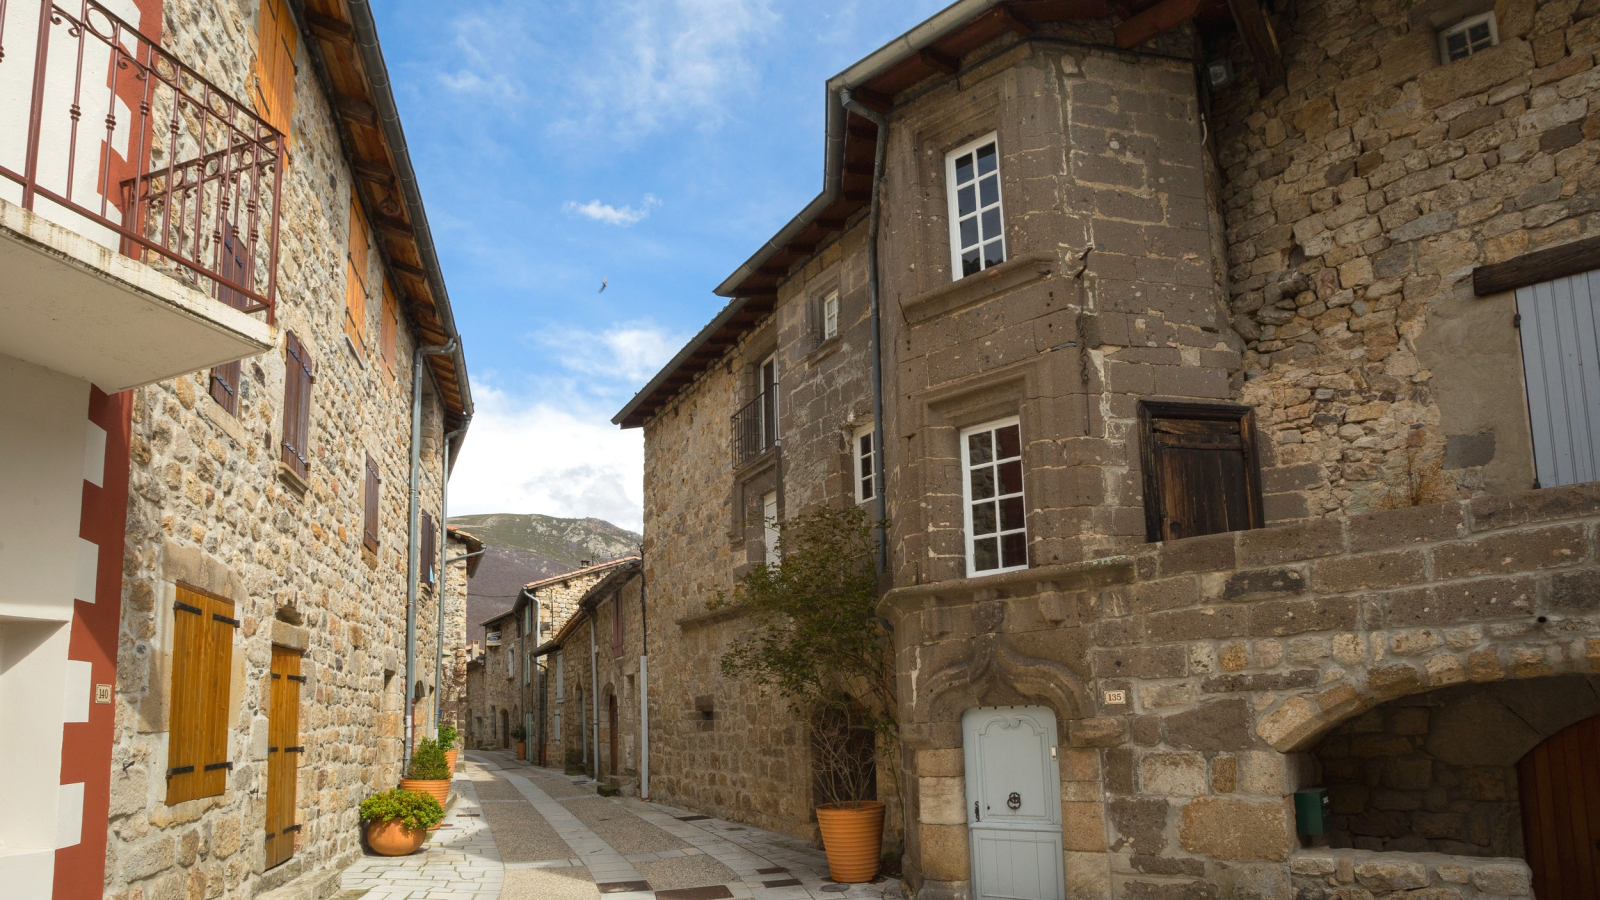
xmin=902 ymin=250 xmax=1061 ymax=324
xmin=877 ymin=555 xmax=1134 ymax=616
xmin=254 ymin=848 xmax=357 ymax=900
xmin=1291 ymin=848 xmax=1532 ymax=899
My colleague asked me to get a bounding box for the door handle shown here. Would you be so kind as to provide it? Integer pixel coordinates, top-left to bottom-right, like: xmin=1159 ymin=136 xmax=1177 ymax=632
xmin=974 ymin=800 xmax=980 ymax=822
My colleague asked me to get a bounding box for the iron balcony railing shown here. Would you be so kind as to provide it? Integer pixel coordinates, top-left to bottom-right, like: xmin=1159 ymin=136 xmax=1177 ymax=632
xmin=0 ymin=0 xmax=284 ymax=317
xmin=732 ymin=390 xmax=777 ymax=468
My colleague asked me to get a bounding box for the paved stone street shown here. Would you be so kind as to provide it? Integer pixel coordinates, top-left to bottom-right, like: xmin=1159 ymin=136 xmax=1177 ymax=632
xmin=338 ymin=752 xmax=906 ymax=900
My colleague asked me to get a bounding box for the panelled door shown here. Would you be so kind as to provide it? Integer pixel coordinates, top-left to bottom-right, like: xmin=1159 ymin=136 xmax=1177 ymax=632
xmin=265 ymin=646 xmax=303 ymax=870
xmin=963 ymin=707 xmax=1065 ymax=900
xmin=1519 ymin=714 xmax=1600 ymax=900
xmin=1516 ymin=269 xmax=1600 ymax=487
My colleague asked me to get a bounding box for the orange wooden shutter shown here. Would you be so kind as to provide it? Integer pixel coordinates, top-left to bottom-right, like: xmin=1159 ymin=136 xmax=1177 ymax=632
xmin=265 ymin=646 xmax=303 ymax=869
xmin=345 ymin=194 xmax=371 ymax=347
xmin=381 ymin=281 xmax=399 ymax=377
xmin=253 ymin=0 xmax=298 ymax=143
xmin=166 ymin=585 xmax=234 ymax=805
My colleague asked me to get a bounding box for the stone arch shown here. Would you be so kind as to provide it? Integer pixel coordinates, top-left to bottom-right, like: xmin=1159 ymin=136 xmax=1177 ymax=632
xmin=922 ymin=631 xmax=1092 ymax=744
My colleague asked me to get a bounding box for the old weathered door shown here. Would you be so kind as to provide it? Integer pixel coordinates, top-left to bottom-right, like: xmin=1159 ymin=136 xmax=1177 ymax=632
xmin=963 ymin=707 xmax=1064 ymax=900
xmin=1139 ymin=402 xmax=1263 ymax=542
xmin=265 ymin=646 xmax=302 ymax=869
xmin=1516 ymin=269 xmax=1600 ymax=487
xmin=1519 ymin=714 xmax=1600 ymax=900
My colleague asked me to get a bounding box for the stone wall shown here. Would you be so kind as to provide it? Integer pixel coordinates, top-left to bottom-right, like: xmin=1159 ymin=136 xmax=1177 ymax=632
xmin=440 ymin=534 xmax=475 ymax=734
xmin=882 ymin=482 xmax=1600 ymax=899
xmin=471 ymin=610 xmax=525 ymax=750
xmin=1213 ymin=0 xmax=1600 ymax=518
xmin=104 ymin=3 xmax=457 ymax=897
xmin=1291 ymin=849 xmax=1533 ymax=899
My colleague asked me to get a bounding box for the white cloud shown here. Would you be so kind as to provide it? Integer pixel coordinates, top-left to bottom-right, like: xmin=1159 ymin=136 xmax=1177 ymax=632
xmin=448 ymin=383 xmax=645 ymax=533
xmin=534 ymin=321 xmax=686 ymax=386
xmin=562 ymin=194 xmax=661 ymax=226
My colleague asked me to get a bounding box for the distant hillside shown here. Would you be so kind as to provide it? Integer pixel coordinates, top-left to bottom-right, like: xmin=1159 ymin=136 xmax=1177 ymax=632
xmin=449 ymin=513 xmax=641 ymax=642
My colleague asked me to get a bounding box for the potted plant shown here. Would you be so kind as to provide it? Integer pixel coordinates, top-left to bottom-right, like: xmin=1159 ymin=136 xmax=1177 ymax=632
xmin=511 ymin=724 xmax=527 ymax=759
xmin=399 ymin=738 xmax=451 ymax=827
xmin=360 ymin=788 xmax=443 ymax=856
xmin=713 ymin=506 xmax=897 ymax=883
xmin=437 ymin=723 xmax=460 ymax=772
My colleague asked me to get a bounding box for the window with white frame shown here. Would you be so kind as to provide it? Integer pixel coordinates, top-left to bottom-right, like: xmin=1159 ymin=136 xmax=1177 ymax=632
xmin=1439 ymin=12 xmax=1497 ymax=63
xmin=508 ymin=647 xmax=517 ymax=681
xmin=961 ymin=418 xmax=1027 ymax=574
xmin=945 ymin=133 xmax=1006 ymax=280
xmin=854 ymin=423 xmax=876 ymax=504
xmin=762 ymin=491 xmax=780 ymax=564
xmin=822 ymin=290 xmax=839 ymax=341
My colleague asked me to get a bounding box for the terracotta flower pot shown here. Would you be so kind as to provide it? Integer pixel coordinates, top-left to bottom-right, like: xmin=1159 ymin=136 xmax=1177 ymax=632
xmin=366 ymin=819 xmax=427 ymax=856
xmin=815 ymin=801 xmax=885 ymax=883
xmin=514 ymin=740 xmax=526 ymax=758
xmin=399 ymin=778 xmax=450 ymax=829
xmin=445 ymin=749 xmax=458 ymax=772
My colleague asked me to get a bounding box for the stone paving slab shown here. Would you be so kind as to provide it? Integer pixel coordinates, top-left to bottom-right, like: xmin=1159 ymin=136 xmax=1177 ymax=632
xmin=339 ymin=765 xmax=504 ymax=900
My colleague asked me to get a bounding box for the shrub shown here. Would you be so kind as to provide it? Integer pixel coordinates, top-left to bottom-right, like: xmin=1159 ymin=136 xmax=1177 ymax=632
xmin=510 ymin=724 xmax=527 ymax=741
xmin=436 ymin=723 xmax=459 ymax=750
xmin=360 ymin=788 xmax=443 ymax=831
xmin=407 ymin=738 xmax=450 ymax=780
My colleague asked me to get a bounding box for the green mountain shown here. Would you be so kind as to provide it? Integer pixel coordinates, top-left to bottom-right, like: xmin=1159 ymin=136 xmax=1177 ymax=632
xmin=447 ymin=513 xmax=641 ymax=641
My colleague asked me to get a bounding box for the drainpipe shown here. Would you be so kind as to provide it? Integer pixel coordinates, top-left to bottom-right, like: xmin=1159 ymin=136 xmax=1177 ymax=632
xmin=433 ymin=416 xmax=472 ymax=735
xmin=840 ymin=91 xmax=890 ymax=575
xmin=589 ymin=610 xmax=600 ymax=780
xmin=406 ymin=340 xmax=456 ymax=767
xmin=638 ymin=556 xmax=649 ymax=800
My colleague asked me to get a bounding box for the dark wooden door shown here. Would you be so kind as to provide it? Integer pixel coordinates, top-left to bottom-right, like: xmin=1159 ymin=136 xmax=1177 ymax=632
xmin=608 ymin=694 xmax=619 ymax=776
xmin=265 ymin=646 xmax=302 ymax=870
xmin=1520 ymin=714 xmax=1600 ymax=900
xmin=501 ymin=709 xmax=510 ymax=748
xmin=1140 ymin=403 xmax=1263 ymax=542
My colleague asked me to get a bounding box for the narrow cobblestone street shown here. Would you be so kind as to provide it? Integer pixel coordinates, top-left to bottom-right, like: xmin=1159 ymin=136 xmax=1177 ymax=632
xmin=338 ymin=753 xmax=906 ymax=900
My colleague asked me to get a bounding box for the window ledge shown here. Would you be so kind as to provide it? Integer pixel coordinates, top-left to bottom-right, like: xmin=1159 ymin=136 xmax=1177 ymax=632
xmin=876 ymin=555 xmax=1135 ymax=616
xmin=904 ymin=250 xmax=1061 ymax=324
xmin=276 ymin=460 xmax=309 ymax=499
xmin=805 ymin=335 xmax=843 ymax=366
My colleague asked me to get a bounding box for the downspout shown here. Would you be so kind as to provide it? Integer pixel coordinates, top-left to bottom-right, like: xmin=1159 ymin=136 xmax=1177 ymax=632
xmin=406 ymin=339 xmax=455 ymax=767
xmin=589 ymin=611 xmax=600 ymax=780
xmin=434 ymin=417 xmax=473 ymax=734
xmin=637 ymin=557 xmax=649 ymax=800
xmin=840 ymin=91 xmax=891 ymax=575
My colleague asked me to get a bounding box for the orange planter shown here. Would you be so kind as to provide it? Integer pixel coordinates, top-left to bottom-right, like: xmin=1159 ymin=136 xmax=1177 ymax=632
xmin=815 ymin=801 xmax=885 ymax=883
xmin=445 ymin=749 xmax=458 ymax=772
xmin=399 ymin=778 xmax=450 ymax=829
xmin=366 ymin=819 xmax=427 ymax=856
xmin=514 ymin=741 xmax=526 ymax=758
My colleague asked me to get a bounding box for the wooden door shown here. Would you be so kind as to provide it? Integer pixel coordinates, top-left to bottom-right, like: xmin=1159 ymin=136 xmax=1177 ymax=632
xmin=1520 ymin=714 xmax=1600 ymax=900
xmin=963 ymin=707 xmax=1064 ymax=900
xmin=608 ymin=694 xmax=619 ymax=776
xmin=265 ymin=646 xmax=303 ymax=870
xmin=1139 ymin=402 xmax=1264 ymax=542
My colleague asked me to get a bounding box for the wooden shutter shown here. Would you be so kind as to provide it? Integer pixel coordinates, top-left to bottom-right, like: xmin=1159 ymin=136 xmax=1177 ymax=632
xmin=1139 ymin=402 xmax=1264 ymax=543
xmin=611 ymin=596 xmax=624 ymax=657
xmin=209 ymin=361 xmax=241 ymax=415
xmin=345 ymin=194 xmax=371 ymax=348
xmin=252 ymin=0 xmax=298 ymax=143
xmin=166 ymin=585 xmax=235 ymax=805
xmin=381 ymin=281 xmax=400 ymax=377
xmin=281 ymin=331 xmax=313 ymax=480
xmin=1519 ymin=714 xmax=1600 ymax=900
xmin=215 ymin=220 xmax=253 ymax=311
xmin=421 ymin=511 xmax=436 ymax=586
xmin=265 ymin=646 xmax=304 ymax=869
xmin=363 ymin=454 xmax=380 ymax=552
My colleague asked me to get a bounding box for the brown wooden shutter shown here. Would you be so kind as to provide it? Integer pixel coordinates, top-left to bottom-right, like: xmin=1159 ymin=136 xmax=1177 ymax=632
xmin=1139 ymin=402 xmax=1264 ymax=543
xmin=166 ymin=585 xmax=234 ymax=805
xmin=209 ymin=361 xmax=241 ymax=415
xmin=281 ymin=331 xmax=313 ymax=479
xmin=363 ymin=454 xmax=380 ymax=552
xmin=421 ymin=512 xmax=436 ymax=586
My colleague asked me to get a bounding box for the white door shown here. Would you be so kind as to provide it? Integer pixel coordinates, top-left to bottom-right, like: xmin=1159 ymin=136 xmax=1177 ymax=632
xmin=963 ymin=706 xmax=1065 ymax=900
xmin=1517 ymin=269 xmax=1600 ymax=487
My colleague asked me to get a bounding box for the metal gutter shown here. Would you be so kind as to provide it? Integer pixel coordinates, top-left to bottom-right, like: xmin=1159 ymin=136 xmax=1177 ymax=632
xmin=343 ymin=0 xmax=475 ymax=452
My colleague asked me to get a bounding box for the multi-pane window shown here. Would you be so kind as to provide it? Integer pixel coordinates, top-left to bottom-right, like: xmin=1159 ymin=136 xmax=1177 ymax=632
xmin=167 ymin=584 xmax=236 ymax=804
xmin=280 ymin=331 xmax=314 ymax=481
xmin=961 ymin=418 xmax=1026 ymax=574
xmin=1440 ymin=12 xmax=1497 ymax=62
xmin=945 ymin=133 xmax=1006 ymax=280
xmin=854 ymin=423 xmax=876 ymax=503
xmin=822 ymin=291 xmax=839 ymax=340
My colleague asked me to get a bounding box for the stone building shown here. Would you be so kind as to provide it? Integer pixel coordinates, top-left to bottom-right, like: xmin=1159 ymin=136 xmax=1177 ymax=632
xmin=532 ymin=561 xmax=648 ymax=792
xmin=615 ymin=1 xmax=1600 ymax=898
xmin=0 ymin=0 xmax=473 ymax=898
xmin=440 ymin=527 xmax=486 ymax=735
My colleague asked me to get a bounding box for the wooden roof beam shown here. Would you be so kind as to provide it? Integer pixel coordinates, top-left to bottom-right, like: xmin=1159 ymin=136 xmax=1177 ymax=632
xmin=304 ymin=10 xmax=354 ymax=42
xmin=372 ymin=213 xmax=413 ymax=239
xmin=333 ymin=92 xmax=377 ymax=126
xmin=1115 ymin=0 xmax=1204 ymax=47
xmin=1225 ymin=0 xmax=1286 ymax=88
xmin=919 ymin=47 xmax=960 ymax=76
xmin=849 ymin=86 xmax=893 ymax=113
xmin=351 ymin=155 xmax=393 ymax=184
xmin=996 ymin=3 xmax=1037 ymax=35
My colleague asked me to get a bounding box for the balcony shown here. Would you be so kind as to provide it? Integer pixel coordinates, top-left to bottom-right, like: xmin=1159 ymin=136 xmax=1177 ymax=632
xmin=731 ymin=389 xmax=777 ymax=468
xmin=0 ymin=0 xmax=277 ymax=391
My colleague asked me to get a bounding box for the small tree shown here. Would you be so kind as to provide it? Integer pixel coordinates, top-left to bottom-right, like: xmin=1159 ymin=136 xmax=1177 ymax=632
xmin=712 ymin=506 xmax=896 ymax=808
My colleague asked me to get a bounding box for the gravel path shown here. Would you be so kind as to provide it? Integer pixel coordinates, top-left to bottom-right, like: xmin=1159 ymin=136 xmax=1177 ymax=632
xmin=500 ymin=866 xmax=598 ymax=900
xmin=633 ymin=854 xmax=742 ymax=891
xmin=561 ymin=796 xmax=691 ymax=855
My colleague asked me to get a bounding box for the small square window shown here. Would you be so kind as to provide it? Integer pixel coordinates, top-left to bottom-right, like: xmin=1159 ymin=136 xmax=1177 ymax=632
xmin=1439 ymin=12 xmax=1497 ymax=63
xmin=822 ymin=291 xmax=839 ymax=340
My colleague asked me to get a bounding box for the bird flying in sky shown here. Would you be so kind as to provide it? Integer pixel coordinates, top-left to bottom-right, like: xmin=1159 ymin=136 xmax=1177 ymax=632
xmin=599 ymin=278 xmax=608 ymax=294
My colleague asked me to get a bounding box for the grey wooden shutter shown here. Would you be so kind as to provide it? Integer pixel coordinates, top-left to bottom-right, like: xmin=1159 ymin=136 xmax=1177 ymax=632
xmin=363 ymin=455 xmax=380 ymax=552
xmin=1516 ymin=269 xmax=1600 ymax=488
xmin=421 ymin=512 xmax=436 ymax=585
xmin=281 ymin=331 xmax=314 ymax=480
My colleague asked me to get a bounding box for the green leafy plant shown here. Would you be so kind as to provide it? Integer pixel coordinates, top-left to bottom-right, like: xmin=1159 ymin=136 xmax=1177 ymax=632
xmin=712 ymin=505 xmax=896 ymax=807
xmin=510 ymin=724 xmax=527 ymax=742
xmin=360 ymin=788 xmax=444 ymax=830
xmin=407 ymin=738 xmax=450 ymax=780
xmin=436 ymin=723 xmax=459 ymax=750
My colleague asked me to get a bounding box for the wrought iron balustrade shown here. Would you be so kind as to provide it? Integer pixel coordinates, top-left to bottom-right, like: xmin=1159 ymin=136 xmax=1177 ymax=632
xmin=732 ymin=390 xmax=777 ymax=468
xmin=0 ymin=0 xmax=284 ymax=316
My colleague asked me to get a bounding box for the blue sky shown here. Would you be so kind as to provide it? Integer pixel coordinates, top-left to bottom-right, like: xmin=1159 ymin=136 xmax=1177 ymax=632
xmin=373 ymin=0 xmax=948 ymax=532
